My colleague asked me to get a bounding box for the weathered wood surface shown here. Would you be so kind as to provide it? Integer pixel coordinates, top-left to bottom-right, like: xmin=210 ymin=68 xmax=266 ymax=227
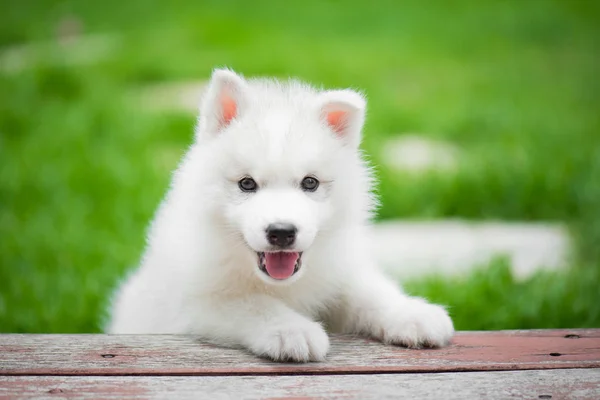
xmin=1 ymin=329 xmax=599 ymax=376
xmin=1 ymin=369 xmax=599 ymax=399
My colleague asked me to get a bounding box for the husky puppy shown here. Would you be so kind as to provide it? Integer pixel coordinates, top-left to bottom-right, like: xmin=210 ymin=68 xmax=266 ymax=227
xmin=108 ymin=69 xmax=454 ymax=361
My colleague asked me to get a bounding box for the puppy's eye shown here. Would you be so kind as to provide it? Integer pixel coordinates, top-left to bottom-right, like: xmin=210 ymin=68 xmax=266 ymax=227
xmin=238 ymin=177 xmax=258 ymax=192
xmin=301 ymin=176 xmax=319 ymax=192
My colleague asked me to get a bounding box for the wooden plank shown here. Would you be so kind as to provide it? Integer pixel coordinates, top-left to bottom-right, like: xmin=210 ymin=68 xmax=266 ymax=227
xmin=1 ymin=330 xmax=599 ymax=376
xmin=1 ymin=369 xmax=599 ymax=399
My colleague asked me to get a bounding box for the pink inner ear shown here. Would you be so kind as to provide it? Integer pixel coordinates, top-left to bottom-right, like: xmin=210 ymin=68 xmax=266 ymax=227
xmin=220 ymin=94 xmax=237 ymax=126
xmin=326 ymin=110 xmax=347 ymax=135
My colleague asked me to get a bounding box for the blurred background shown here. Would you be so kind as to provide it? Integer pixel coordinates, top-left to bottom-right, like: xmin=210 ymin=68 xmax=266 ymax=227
xmin=1 ymin=0 xmax=599 ymax=333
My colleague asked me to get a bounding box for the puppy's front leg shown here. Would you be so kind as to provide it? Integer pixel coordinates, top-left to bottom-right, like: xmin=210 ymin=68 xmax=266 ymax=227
xmin=336 ymin=269 xmax=454 ymax=348
xmin=192 ymin=295 xmax=329 ymax=362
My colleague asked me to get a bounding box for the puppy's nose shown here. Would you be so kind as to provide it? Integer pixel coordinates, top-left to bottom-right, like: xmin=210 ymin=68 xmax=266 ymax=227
xmin=266 ymin=223 xmax=297 ymax=247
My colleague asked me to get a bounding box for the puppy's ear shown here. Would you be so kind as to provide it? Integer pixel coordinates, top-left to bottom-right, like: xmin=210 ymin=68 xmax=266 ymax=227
xmin=317 ymin=89 xmax=366 ymax=148
xmin=197 ymin=68 xmax=247 ymax=139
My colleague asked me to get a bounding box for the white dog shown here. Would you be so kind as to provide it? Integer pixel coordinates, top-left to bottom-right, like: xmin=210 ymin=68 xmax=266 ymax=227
xmin=108 ymin=69 xmax=454 ymax=361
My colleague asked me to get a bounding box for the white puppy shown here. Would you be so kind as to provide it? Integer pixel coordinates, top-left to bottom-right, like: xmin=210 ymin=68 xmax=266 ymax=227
xmin=108 ymin=69 xmax=454 ymax=361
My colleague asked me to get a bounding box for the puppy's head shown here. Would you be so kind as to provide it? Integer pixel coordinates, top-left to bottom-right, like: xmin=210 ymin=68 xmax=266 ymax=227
xmin=194 ymin=69 xmax=369 ymax=284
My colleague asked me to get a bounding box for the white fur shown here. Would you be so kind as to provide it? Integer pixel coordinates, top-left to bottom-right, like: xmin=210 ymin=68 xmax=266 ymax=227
xmin=107 ymin=69 xmax=454 ymax=362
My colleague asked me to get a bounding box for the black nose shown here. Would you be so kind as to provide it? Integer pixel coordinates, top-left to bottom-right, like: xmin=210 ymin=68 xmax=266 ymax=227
xmin=266 ymin=223 xmax=297 ymax=247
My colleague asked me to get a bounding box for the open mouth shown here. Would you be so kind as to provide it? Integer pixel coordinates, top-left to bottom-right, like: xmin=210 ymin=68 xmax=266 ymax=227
xmin=257 ymin=251 xmax=303 ymax=280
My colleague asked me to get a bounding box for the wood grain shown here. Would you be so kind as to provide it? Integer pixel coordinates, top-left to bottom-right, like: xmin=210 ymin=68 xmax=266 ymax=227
xmin=1 ymin=329 xmax=599 ymax=376
xmin=1 ymin=369 xmax=599 ymax=399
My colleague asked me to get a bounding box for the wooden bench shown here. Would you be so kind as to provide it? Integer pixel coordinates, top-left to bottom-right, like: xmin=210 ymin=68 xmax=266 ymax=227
xmin=1 ymin=329 xmax=599 ymax=399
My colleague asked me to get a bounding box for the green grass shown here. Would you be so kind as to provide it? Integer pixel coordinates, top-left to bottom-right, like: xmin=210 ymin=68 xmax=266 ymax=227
xmin=1 ymin=0 xmax=599 ymax=332
xmin=405 ymin=258 xmax=600 ymax=330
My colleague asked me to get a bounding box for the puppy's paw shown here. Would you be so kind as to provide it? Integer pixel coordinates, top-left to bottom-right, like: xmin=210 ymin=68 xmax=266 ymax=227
xmin=247 ymin=320 xmax=330 ymax=362
xmin=378 ymin=300 xmax=454 ymax=348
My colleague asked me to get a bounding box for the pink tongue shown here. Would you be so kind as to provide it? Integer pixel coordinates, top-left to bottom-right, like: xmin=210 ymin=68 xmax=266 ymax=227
xmin=264 ymin=252 xmax=299 ymax=280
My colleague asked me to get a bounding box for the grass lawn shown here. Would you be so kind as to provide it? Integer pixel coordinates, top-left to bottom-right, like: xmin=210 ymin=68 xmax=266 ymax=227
xmin=1 ymin=0 xmax=599 ymax=333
